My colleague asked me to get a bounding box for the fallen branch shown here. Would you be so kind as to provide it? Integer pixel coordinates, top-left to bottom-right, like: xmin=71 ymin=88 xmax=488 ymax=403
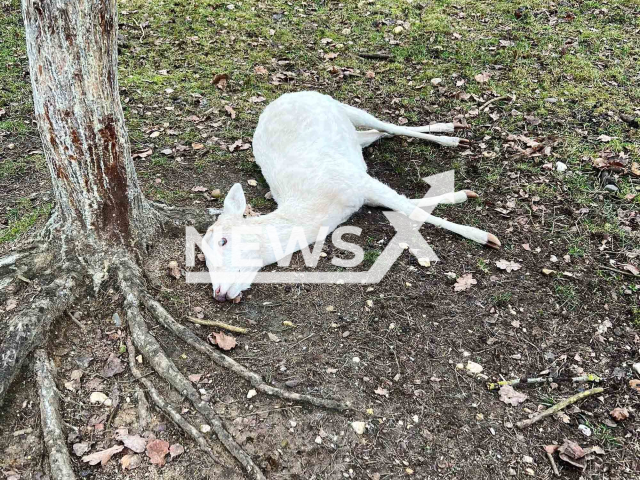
xmin=487 ymin=373 xmax=601 ymax=390
xmin=358 ymin=52 xmax=392 ymax=60
xmin=479 ymin=95 xmax=513 ymax=112
xmin=35 ymin=349 xmax=77 ymax=480
xmin=597 ymin=264 xmax=638 ymax=278
xmin=144 ymin=295 xmax=351 ymax=411
xmin=126 ymin=338 xmax=218 ymax=463
xmin=544 ymin=446 xmax=561 ymax=477
xmin=186 ymin=316 xmax=248 ymax=334
xmin=118 ymin=259 xmax=265 ymax=480
xmin=516 ymin=387 xmax=604 ymax=429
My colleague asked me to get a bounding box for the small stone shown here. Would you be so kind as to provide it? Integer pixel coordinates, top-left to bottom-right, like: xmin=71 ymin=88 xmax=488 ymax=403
xmin=633 ymin=363 xmax=640 ymax=376
xmin=112 ymin=313 xmax=121 ymax=327
xmin=326 ymin=305 xmax=335 ymax=312
xmin=509 ymin=468 xmax=516 ymax=476
xmin=525 ymin=468 xmax=535 ymax=476
xmin=418 ymin=258 xmax=431 ymax=267
xmin=476 ymin=413 xmax=484 ymax=421
xmin=393 ymin=26 xmax=404 ymax=34
xmin=314 ymin=435 xmax=322 ymax=444
xmin=200 ymin=424 xmax=211 ymax=433
xmin=522 ymin=455 xmax=534 ymax=464
xmin=136 ymin=355 xmax=143 ymax=364
xmin=351 ymin=421 xmax=366 ymax=435
xmin=604 ymin=184 xmax=619 ymax=192
xmin=578 ymin=424 xmax=592 ymax=436
xmin=210 ymin=189 xmax=222 ymax=198
xmin=89 ymin=392 xmax=109 ymax=405
xmin=555 ymin=161 xmax=567 ymax=172
xmin=465 ymin=361 xmax=483 ymax=374
xmin=247 ymin=389 xmax=257 ymax=399
xmin=352 ymin=357 xmax=360 ymax=363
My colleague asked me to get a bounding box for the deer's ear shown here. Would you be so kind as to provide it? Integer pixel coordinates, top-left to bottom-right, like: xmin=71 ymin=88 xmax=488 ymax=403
xmin=223 ymin=183 xmax=246 ymax=217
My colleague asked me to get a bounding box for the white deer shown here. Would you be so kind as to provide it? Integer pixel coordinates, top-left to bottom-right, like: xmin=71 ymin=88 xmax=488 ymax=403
xmin=202 ymin=91 xmax=500 ymax=302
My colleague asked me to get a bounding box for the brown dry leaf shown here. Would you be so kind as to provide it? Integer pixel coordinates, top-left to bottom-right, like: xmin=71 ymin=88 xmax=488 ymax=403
xmin=610 ymin=407 xmax=629 ymax=422
xmin=558 ymin=439 xmax=586 ymax=470
xmin=495 ymin=259 xmax=522 ymax=272
xmin=591 ymin=151 xmax=628 ymax=171
xmin=324 ymin=52 xmax=339 ymax=60
xmin=82 ymin=445 xmax=124 ymax=466
xmin=191 ymin=185 xmax=207 ymax=192
xmin=73 ymin=442 xmax=91 ymax=457
xmin=454 ymin=273 xmax=477 ymax=292
xmin=132 ymin=148 xmax=153 ymax=159
xmin=102 ymin=353 xmax=124 ymax=378
xmin=522 ymin=244 xmax=531 ymax=251
xmin=544 ymin=445 xmax=559 ymax=454
xmin=191 ymin=142 xmax=204 ymax=150
xmin=212 ymin=73 xmax=228 ymax=90
xmin=625 ymin=193 xmax=638 ymax=201
xmin=622 ymin=264 xmax=639 ymax=276
xmin=474 ymin=72 xmax=492 ymax=83
xmin=254 ymin=65 xmax=268 ymax=76
xmin=498 ymin=385 xmax=528 ymax=406
xmin=224 ymin=105 xmax=236 ymax=119
xmin=365 ymin=70 xmax=375 ymax=79
xmin=188 ymin=373 xmax=202 ymax=383
xmin=249 ymin=96 xmax=266 ymax=103
xmin=228 ymin=139 xmax=243 ymax=152
xmin=121 ymin=454 xmax=142 ymax=470
xmin=169 ymin=443 xmax=185 ymax=459
xmin=630 ymin=379 xmax=640 ymax=392
xmin=374 ymin=387 xmax=389 ymax=397
xmin=631 ymin=162 xmax=640 ymax=176
xmin=118 ymin=434 xmax=147 ymax=453
xmin=146 ymin=439 xmax=170 ymax=466
xmin=209 ymin=331 xmax=237 ymax=351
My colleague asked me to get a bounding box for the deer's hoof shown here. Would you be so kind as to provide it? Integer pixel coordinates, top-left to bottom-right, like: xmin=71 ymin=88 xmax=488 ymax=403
xmin=486 ymin=233 xmax=501 ymax=249
xmin=458 ymin=138 xmax=471 ymax=147
xmin=464 ymin=190 xmax=479 ymax=199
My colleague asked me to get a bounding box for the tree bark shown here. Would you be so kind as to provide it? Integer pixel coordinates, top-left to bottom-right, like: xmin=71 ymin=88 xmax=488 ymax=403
xmin=21 ymin=0 xmax=153 ymax=245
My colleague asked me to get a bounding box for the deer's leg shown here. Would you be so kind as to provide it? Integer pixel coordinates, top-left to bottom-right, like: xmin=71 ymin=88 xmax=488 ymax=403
xmin=364 ymin=177 xmax=500 ymax=248
xmin=340 ymin=103 xmax=470 ymax=148
xmin=356 ymin=130 xmax=392 ymax=147
xmin=409 ymin=190 xmax=478 ymax=207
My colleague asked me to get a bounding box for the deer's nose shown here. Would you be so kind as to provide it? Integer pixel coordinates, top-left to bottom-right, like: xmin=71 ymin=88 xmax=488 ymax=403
xmin=215 ymin=287 xmax=221 ymax=295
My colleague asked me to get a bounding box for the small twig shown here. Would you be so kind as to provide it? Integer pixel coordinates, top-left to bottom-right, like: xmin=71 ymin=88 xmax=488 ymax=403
xmin=487 ymin=373 xmax=601 ymax=390
xmin=545 ymin=448 xmax=561 ymax=477
xmin=516 ymin=387 xmax=604 ymax=429
xmin=185 ymin=316 xmax=248 ymax=334
xmin=358 ymin=52 xmax=392 ymax=60
xmin=597 ymin=264 xmax=637 ymax=278
xmin=66 ymin=311 xmax=85 ymax=331
xmin=479 ymin=95 xmax=513 ymax=112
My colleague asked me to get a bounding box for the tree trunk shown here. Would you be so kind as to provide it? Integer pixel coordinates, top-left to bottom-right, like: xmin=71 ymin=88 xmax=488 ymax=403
xmin=21 ymin=0 xmax=152 ymax=245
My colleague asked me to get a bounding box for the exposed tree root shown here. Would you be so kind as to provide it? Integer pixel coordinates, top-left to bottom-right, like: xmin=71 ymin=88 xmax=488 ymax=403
xmin=151 ymin=201 xmax=221 ymax=233
xmin=126 ymin=338 xmax=220 ymax=464
xmin=34 ymin=349 xmax=77 ymax=480
xmin=144 ymin=295 xmax=351 ymax=411
xmin=0 ymin=268 xmax=80 ymax=408
xmin=118 ymin=258 xmax=266 ymax=480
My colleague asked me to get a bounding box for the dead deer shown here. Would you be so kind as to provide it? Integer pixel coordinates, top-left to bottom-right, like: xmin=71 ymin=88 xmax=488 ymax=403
xmin=202 ymin=91 xmax=500 ymax=301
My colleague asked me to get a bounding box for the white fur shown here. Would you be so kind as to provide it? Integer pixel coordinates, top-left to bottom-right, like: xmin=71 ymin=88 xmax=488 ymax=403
xmin=204 ymin=91 xmax=494 ymax=301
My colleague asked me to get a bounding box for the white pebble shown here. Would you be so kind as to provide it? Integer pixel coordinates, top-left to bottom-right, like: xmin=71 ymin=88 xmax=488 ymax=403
xmin=247 ymin=389 xmax=257 ymax=399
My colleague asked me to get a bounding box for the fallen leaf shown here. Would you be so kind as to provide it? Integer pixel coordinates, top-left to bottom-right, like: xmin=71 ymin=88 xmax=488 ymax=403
xmin=212 ymin=73 xmax=228 ymax=90
xmin=465 ymin=361 xmax=483 ymax=374
xmin=374 ymin=387 xmax=389 ymax=397
xmin=597 ymin=134 xmax=613 ymax=142
xmin=146 ymin=439 xmax=170 ymax=466
xmin=544 ymin=445 xmax=559 ymax=454
xmin=191 ymin=143 xmax=204 ymax=150
xmin=630 ymin=379 xmax=640 ymax=392
xmin=168 ymin=261 xmax=180 ymax=279
xmin=121 ymin=454 xmax=142 ymax=470
xmin=102 ymin=353 xmax=124 ymax=378
xmin=247 ymin=179 xmax=257 ymax=186
xmin=631 ymin=162 xmax=640 ymax=176
xmin=558 ymin=439 xmax=586 ymax=470
xmin=117 ymin=433 xmax=146 ymax=453
xmin=247 ymin=389 xmax=257 ymax=399
xmin=365 ymin=70 xmax=375 ymax=79
xmin=73 ymin=442 xmax=91 ymax=457
xmin=132 ymin=148 xmax=153 ymax=159
xmin=209 ymin=331 xmax=237 ymax=351
xmin=610 ymin=407 xmax=629 ymax=422
xmin=431 ymin=77 xmax=442 ymax=85
xmin=224 ymin=105 xmax=236 ymax=119
xmin=191 ymin=185 xmax=207 ymax=192
xmin=474 ymin=72 xmax=492 ymax=83
xmin=249 ymin=96 xmax=266 ymax=103
xmin=622 ymin=264 xmax=639 ymax=276
xmin=496 ymin=259 xmax=522 ymax=272
xmin=524 ymin=115 xmax=541 ymax=126
xmin=89 ymin=391 xmax=109 ymax=405
xmin=454 ymin=273 xmax=477 ymax=292
xmin=522 ymin=244 xmax=531 ymax=251
xmin=254 ymin=65 xmax=268 ymax=76
xmin=188 ymin=373 xmax=202 ymax=383
xmin=542 ymin=268 xmax=556 ymax=275
xmin=228 ymin=139 xmax=243 ymax=152
xmin=267 ymin=332 xmax=280 ymax=343
xmin=82 ymin=445 xmax=124 ymax=466
xmin=499 ymin=385 xmax=528 ymax=406
xmin=169 ymin=443 xmax=185 ymax=459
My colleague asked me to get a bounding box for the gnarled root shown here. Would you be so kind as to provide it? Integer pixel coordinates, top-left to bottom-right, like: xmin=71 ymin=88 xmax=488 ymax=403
xmin=143 ymin=295 xmax=351 ymax=411
xmin=0 ymin=269 xmax=79 ymax=408
xmin=151 ymin=201 xmax=221 ymax=234
xmin=125 ymin=338 xmax=220 ymax=464
xmin=34 ymin=349 xmax=77 ymax=480
xmin=118 ymin=258 xmax=266 ymax=480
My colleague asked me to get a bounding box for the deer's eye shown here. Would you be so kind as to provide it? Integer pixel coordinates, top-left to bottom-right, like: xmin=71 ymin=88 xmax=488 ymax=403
xmin=219 ymin=238 xmax=228 ymax=247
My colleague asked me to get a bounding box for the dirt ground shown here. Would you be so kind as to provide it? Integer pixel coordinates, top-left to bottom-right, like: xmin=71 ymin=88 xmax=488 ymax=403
xmin=1 ymin=0 xmax=639 ymax=479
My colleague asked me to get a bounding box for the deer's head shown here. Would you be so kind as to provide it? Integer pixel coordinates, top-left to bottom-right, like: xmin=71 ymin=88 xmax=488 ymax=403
xmin=203 ymin=184 xmax=263 ymax=302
